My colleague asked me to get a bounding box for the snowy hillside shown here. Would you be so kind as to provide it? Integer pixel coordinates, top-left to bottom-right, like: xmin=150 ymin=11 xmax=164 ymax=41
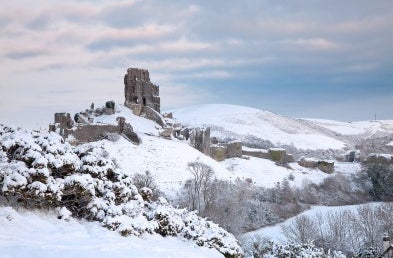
xmin=170 ymin=104 xmax=346 ymax=151
xmin=0 ymin=124 xmax=244 ymax=257
xmin=245 ymin=204 xmax=370 ymax=243
xmin=73 ymin=105 xmax=355 ymax=194
xmin=0 ymin=207 xmax=222 ymax=258
xmin=306 ymin=119 xmax=393 ymax=137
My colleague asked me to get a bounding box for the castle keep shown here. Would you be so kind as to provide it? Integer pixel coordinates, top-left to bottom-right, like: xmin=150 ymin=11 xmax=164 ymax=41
xmin=124 ymin=68 xmax=160 ymax=113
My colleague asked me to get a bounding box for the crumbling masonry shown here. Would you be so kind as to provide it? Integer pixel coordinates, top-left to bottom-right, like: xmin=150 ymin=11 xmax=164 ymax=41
xmin=124 ymin=68 xmax=160 ymax=113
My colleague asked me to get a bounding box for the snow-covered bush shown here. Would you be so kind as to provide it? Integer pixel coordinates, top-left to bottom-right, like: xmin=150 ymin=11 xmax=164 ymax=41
xmin=146 ymin=197 xmax=244 ymax=257
xmin=0 ymin=125 xmax=243 ymax=257
xmin=242 ymin=236 xmax=346 ymax=258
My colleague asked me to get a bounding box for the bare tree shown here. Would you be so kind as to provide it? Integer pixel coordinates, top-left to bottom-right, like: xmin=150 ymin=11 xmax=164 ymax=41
xmin=132 ymin=171 xmax=160 ymax=200
xmin=187 ymin=159 xmax=214 ymax=213
xmin=282 ymin=214 xmax=318 ymax=244
xmin=355 ymin=204 xmax=383 ymax=252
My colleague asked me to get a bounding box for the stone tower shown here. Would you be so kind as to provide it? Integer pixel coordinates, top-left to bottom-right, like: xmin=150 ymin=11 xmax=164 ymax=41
xmin=124 ymin=68 xmax=160 ymax=113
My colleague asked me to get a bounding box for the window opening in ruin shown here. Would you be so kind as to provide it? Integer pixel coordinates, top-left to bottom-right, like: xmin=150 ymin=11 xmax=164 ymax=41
xmin=143 ymin=97 xmax=146 ymax=106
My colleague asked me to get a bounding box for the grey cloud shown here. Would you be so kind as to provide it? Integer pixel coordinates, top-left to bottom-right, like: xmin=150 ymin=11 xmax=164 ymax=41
xmin=1 ymin=0 xmax=393 ymax=126
xmin=87 ymin=38 xmax=137 ymax=51
xmin=99 ymin=0 xmax=198 ymax=28
xmin=5 ymin=50 xmax=47 ymax=59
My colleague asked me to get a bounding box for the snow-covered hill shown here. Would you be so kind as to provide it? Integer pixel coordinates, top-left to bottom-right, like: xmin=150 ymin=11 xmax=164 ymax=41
xmin=0 ymin=103 xmax=387 ymax=257
xmin=306 ymin=119 xmax=393 ymax=137
xmin=170 ymin=104 xmax=346 ymax=151
xmin=0 ymin=206 xmax=222 ymax=258
xmin=77 ymin=105 xmax=353 ymax=195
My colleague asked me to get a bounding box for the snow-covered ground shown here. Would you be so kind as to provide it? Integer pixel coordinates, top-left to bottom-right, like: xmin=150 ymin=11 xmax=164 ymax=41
xmin=223 ymin=157 xmax=326 ymax=187
xmin=307 ymin=119 xmax=393 ymax=137
xmin=65 ymin=104 xmax=362 ymax=196
xmin=0 ymin=206 xmax=222 ymax=258
xmin=171 ymin=104 xmax=346 ymax=150
xmin=222 ymin=157 xmax=361 ymax=188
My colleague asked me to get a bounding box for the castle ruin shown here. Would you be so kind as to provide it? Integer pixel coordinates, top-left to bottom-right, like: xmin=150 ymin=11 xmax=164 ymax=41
xmin=124 ymin=68 xmax=160 ymax=113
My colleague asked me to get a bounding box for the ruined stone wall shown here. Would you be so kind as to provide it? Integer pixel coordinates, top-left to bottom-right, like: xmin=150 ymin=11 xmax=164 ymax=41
xmin=242 ymin=147 xmax=294 ymax=164
xmin=298 ymin=157 xmax=335 ymax=174
xmin=124 ymin=68 xmax=160 ymax=113
xmin=71 ymin=124 xmax=120 ymax=143
xmin=191 ymin=127 xmax=211 ymax=156
xmin=242 ymin=149 xmax=270 ymax=159
xmin=143 ymin=106 xmax=165 ymax=127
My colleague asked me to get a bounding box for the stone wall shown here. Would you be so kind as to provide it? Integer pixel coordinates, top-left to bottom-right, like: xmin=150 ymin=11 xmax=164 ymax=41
xmin=50 ymin=108 xmax=140 ymax=144
xmin=242 ymin=147 xmax=294 ymax=164
xmin=336 ymin=150 xmax=361 ymax=162
xmin=210 ymin=141 xmax=242 ymax=161
xmin=242 ymin=149 xmax=270 ymax=159
xmin=143 ymin=106 xmax=165 ymax=127
xmin=124 ymin=68 xmax=160 ymax=113
xmin=226 ymin=141 xmax=242 ymax=159
xmin=71 ymin=124 xmax=120 ymax=143
xmin=190 ymin=129 xmax=243 ymax=161
xmin=191 ymin=127 xmax=211 ymax=156
xmin=210 ymin=146 xmax=227 ymax=161
xmin=298 ymin=157 xmax=335 ymax=174
xmin=52 ymin=113 xmax=74 ymax=136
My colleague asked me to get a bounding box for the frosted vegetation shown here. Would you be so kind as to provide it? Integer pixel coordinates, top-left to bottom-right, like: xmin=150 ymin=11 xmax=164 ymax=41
xmin=244 ymin=203 xmax=393 ymax=257
xmin=0 ymin=125 xmax=243 ymax=257
xmin=1 ymin=116 xmax=393 ymax=257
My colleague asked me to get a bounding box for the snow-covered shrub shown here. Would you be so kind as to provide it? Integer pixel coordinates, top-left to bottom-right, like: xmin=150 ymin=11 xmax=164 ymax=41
xmin=149 ymin=197 xmax=185 ymax=236
xmin=57 ymin=206 xmax=72 ymax=221
xmin=271 ymin=242 xmax=346 ymax=258
xmin=357 ymin=246 xmax=380 ymax=258
xmin=132 ymin=171 xmax=161 ymax=200
xmin=0 ymin=125 xmax=244 ymax=257
xmin=242 ymin=237 xmax=346 ymax=258
xmin=146 ymin=197 xmax=244 ymax=257
xmin=139 ymin=187 xmax=153 ymax=202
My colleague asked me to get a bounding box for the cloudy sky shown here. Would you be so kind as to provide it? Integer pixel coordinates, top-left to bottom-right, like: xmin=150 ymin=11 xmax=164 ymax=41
xmin=1 ymin=0 xmax=392 ymax=129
